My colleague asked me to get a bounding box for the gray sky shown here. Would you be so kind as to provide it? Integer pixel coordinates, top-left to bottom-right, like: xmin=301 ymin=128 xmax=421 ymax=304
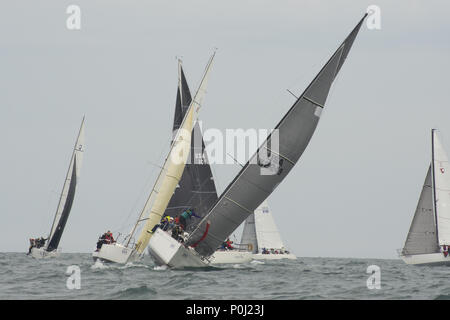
xmin=1 ymin=1 xmax=450 ymax=259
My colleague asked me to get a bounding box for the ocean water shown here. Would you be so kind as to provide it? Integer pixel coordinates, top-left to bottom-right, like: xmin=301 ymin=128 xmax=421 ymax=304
xmin=1 ymin=253 xmax=450 ymax=300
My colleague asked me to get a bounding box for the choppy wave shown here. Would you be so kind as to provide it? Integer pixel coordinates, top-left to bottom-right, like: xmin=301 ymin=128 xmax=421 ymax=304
xmin=2 ymin=253 xmax=450 ymax=299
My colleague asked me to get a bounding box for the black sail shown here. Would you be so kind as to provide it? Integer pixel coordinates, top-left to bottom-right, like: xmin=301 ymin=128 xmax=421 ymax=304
xmin=186 ymin=15 xmax=367 ymax=257
xmin=163 ymin=64 xmax=218 ymax=230
xmin=46 ymin=157 xmax=77 ymax=251
xmin=172 ymin=65 xmax=193 ymax=133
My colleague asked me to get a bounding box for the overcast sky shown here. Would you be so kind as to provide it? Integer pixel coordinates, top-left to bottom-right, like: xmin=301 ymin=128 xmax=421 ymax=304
xmin=1 ymin=1 xmax=450 ymax=259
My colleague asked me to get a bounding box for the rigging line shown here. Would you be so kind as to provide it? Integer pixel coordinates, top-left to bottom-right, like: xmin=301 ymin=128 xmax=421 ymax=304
xmin=118 ymin=133 xmax=172 ymax=231
xmin=226 ymin=152 xmax=245 ymax=168
xmin=286 ymin=89 xmax=299 ymax=100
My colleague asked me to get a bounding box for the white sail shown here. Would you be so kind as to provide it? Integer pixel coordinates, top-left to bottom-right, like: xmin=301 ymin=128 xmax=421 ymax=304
xmin=402 ymin=165 xmax=439 ymax=255
xmin=46 ymin=117 xmax=85 ymax=251
xmin=254 ymin=201 xmax=285 ymax=251
xmin=132 ymin=53 xmax=215 ymax=254
xmin=432 ymin=129 xmax=450 ymax=246
xmin=241 ymin=201 xmax=287 ymax=253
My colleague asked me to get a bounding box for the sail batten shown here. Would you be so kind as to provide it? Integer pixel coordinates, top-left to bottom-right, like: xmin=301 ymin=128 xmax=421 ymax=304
xmin=186 ymin=16 xmax=366 ymax=257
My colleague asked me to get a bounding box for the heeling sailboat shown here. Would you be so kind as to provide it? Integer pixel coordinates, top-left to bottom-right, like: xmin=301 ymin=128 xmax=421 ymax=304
xmin=400 ymin=129 xmax=450 ymax=265
xmin=29 ymin=117 xmax=85 ymax=259
xmin=163 ymin=63 xmax=219 ymax=226
xmin=92 ymin=53 xmax=215 ymax=264
xmin=240 ymin=200 xmax=296 ymax=260
xmin=147 ymin=14 xmax=367 ymax=268
xmin=157 ymin=63 xmax=253 ymax=265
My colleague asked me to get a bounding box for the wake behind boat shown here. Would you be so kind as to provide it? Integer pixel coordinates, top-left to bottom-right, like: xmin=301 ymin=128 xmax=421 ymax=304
xmin=148 ymin=14 xmax=367 ymax=269
xmin=400 ymin=129 xmax=450 ymax=266
xmin=28 ymin=117 xmax=85 ymax=259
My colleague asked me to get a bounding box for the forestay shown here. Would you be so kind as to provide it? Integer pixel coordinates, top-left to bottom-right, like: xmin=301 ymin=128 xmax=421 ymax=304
xmin=186 ymin=15 xmax=367 ymax=257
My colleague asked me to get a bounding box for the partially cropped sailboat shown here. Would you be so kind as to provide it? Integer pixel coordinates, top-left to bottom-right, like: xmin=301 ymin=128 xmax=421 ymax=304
xmin=92 ymin=53 xmax=215 ymax=264
xmin=147 ymin=14 xmax=367 ymax=268
xmin=29 ymin=117 xmax=85 ymax=259
xmin=400 ymin=129 xmax=450 ymax=266
xmin=240 ymin=201 xmax=296 ymax=260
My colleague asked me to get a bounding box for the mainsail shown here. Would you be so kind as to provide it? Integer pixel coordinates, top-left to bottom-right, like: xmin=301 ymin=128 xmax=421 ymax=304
xmin=46 ymin=117 xmax=85 ymax=251
xmin=402 ymin=165 xmax=439 ymax=255
xmin=432 ymin=129 xmax=450 ymax=246
xmin=131 ymin=53 xmax=216 ymax=254
xmin=163 ymin=63 xmax=218 ymax=227
xmin=186 ymin=15 xmax=367 ymax=257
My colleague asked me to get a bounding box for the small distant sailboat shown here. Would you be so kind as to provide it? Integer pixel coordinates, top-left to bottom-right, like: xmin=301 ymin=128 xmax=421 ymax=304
xmin=400 ymin=129 xmax=450 ymax=266
xmin=28 ymin=117 xmax=85 ymax=259
xmin=147 ymin=14 xmax=367 ymax=268
xmin=92 ymin=53 xmax=215 ymax=264
xmin=240 ymin=201 xmax=296 ymax=260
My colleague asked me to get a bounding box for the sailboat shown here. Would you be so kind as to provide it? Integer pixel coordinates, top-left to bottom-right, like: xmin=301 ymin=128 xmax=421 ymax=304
xmin=157 ymin=62 xmax=253 ymax=265
xmin=400 ymin=129 xmax=450 ymax=266
xmin=29 ymin=117 xmax=85 ymax=259
xmin=92 ymin=53 xmax=215 ymax=264
xmin=240 ymin=200 xmax=296 ymax=260
xmin=147 ymin=14 xmax=367 ymax=268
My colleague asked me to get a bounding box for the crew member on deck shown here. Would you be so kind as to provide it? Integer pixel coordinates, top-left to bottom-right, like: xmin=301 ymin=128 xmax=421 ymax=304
xmin=179 ymin=208 xmax=201 ymax=231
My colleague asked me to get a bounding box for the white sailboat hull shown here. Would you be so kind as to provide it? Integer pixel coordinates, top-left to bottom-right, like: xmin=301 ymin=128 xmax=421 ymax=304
xmin=209 ymin=250 xmax=253 ymax=264
xmin=252 ymin=253 xmax=297 ymax=260
xmin=148 ymin=228 xmax=208 ymax=268
xmin=400 ymin=252 xmax=450 ymax=266
xmin=92 ymin=243 xmax=139 ymax=264
xmin=30 ymin=247 xmax=60 ymax=259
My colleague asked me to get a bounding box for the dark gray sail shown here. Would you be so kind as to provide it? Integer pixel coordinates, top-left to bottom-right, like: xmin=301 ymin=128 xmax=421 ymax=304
xmin=172 ymin=65 xmax=192 ymax=133
xmin=240 ymin=213 xmax=258 ymax=253
xmin=163 ymin=64 xmax=218 ymax=229
xmin=402 ymin=165 xmax=439 ymax=255
xmin=47 ymin=158 xmax=77 ymax=251
xmin=186 ymin=15 xmax=367 ymax=257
